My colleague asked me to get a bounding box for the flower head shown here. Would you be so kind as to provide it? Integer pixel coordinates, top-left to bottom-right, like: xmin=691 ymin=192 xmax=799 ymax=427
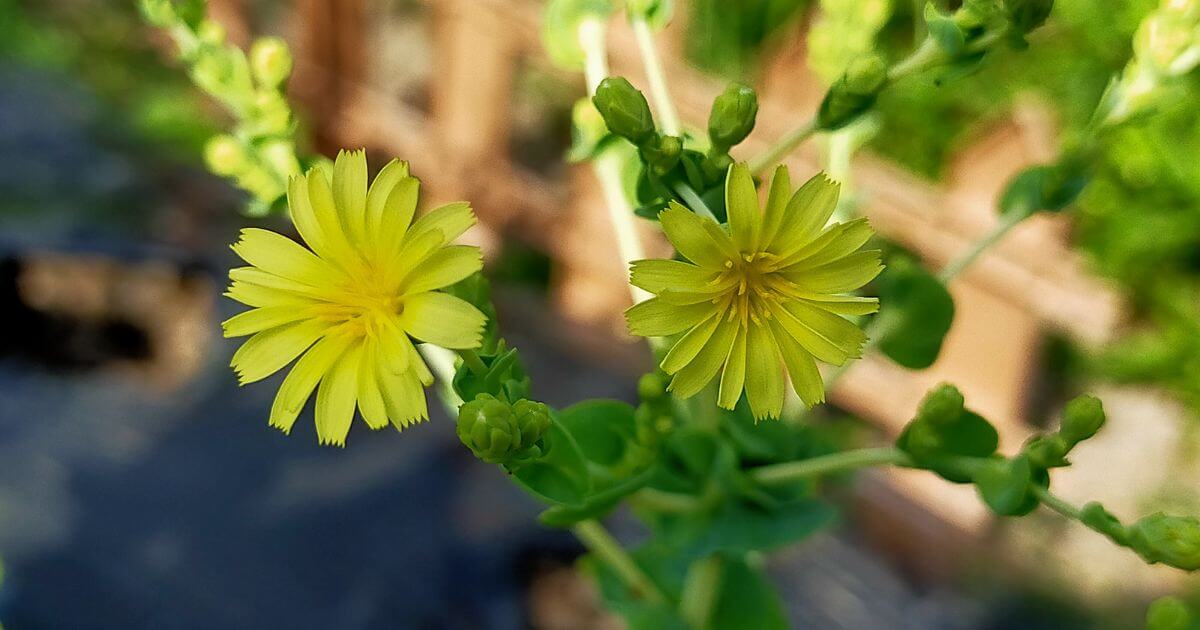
xmin=625 ymin=163 xmax=880 ymax=420
xmin=223 ymin=150 xmax=486 ymax=445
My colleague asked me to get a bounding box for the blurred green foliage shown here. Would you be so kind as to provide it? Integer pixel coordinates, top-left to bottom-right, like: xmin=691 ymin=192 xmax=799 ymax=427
xmin=0 ymin=0 xmax=219 ymax=153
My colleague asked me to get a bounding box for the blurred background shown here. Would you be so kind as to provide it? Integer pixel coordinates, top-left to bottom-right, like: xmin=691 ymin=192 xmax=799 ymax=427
xmin=1 ymin=0 xmax=1198 ymax=628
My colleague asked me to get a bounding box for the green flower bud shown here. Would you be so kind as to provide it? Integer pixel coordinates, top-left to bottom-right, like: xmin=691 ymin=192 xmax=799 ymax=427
xmin=1005 ymin=0 xmax=1054 ymax=36
xmin=817 ymin=54 xmax=888 ymax=131
xmin=1147 ymin=596 xmax=1192 ymax=630
xmin=197 ymin=19 xmax=227 ymax=46
xmin=1130 ymin=513 xmax=1200 ymax=571
xmin=593 ymin=77 xmax=656 ymax=144
xmin=512 ymin=399 xmax=552 ymax=451
xmin=138 ymin=0 xmax=177 ymax=26
xmin=260 ymin=140 xmax=301 ymax=181
xmin=639 ymin=134 xmax=681 ymax=175
xmin=457 ymin=394 xmax=521 ymax=464
xmin=916 ymin=383 xmax=966 ymax=426
xmin=204 ymin=135 xmax=247 ymax=176
xmin=1023 ymin=434 xmax=1071 ymax=469
xmin=250 ymin=37 xmax=293 ymax=87
xmin=252 ymin=90 xmax=292 ymax=135
xmin=708 ymin=83 xmax=758 ymax=150
xmin=637 ymin=372 xmax=667 ymax=401
xmin=1061 ymin=394 xmax=1105 ymax=444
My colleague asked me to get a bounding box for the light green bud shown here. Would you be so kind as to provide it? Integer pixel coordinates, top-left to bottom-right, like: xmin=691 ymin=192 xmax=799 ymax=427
xmin=204 ymin=135 xmax=246 ymax=176
xmin=817 ymin=54 xmax=888 ymax=131
xmin=260 ymin=140 xmax=301 ymax=181
xmin=250 ymin=37 xmax=293 ymax=87
xmin=1136 ymin=4 xmax=1200 ymax=77
xmin=916 ymin=383 xmax=966 ymax=426
xmin=1130 ymin=513 xmax=1200 ymax=571
xmin=457 ymin=395 xmax=550 ymax=465
xmin=196 ymin=19 xmax=227 ymax=46
xmin=639 ymin=134 xmax=681 ymax=175
xmin=708 ymin=82 xmax=758 ymax=151
xmin=252 ymin=90 xmax=292 ymax=136
xmin=512 ymin=399 xmax=552 ymax=451
xmin=592 ymin=77 xmax=656 ymax=144
xmin=1146 ymin=596 xmax=1192 ymax=630
xmin=138 ymin=0 xmax=177 ymax=26
xmin=1061 ymin=394 xmax=1105 ymax=444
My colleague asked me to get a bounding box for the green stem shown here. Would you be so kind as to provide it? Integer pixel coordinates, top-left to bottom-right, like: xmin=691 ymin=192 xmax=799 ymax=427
xmin=631 ymin=487 xmax=706 ymax=513
xmin=674 ymin=182 xmax=720 ymax=222
xmin=573 ymin=520 xmax=667 ymax=604
xmin=750 ymin=446 xmax=912 ymax=486
xmin=1031 ymin=484 xmax=1083 ymax=521
xmin=748 ymin=118 xmax=817 ymax=176
xmin=631 ymin=16 xmax=681 ymax=136
xmin=679 ymin=555 xmax=724 ymax=629
xmin=888 ymin=37 xmax=943 ymax=80
xmin=937 ymin=209 xmax=1027 ymax=282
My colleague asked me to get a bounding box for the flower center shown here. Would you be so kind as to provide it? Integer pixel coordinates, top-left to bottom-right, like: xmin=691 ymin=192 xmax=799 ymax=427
xmin=710 ymin=251 xmax=790 ymax=327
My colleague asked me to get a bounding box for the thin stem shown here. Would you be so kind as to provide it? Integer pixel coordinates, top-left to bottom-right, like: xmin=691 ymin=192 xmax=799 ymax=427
xmin=1031 ymin=484 xmax=1083 ymax=521
xmin=937 ymin=209 xmax=1026 ymax=283
xmin=750 ymin=446 xmax=912 ymax=486
xmin=631 ymin=487 xmax=705 ymax=513
xmin=748 ymin=118 xmax=817 ymax=176
xmin=631 ymin=17 xmax=681 ymax=136
xmin=888 ymin=37 xmax=943 ymax=80
xmin=679 ymin=555 xmax=723 ymax=629
xmin=578 ymin=18 xmax=651 ymax=304
xmin=674 ymin=181 xmax=719 ymax=222
xmin=458 ymin=349 xmax=488 ymax=378
xmin=573 ymin=520 xmax=667 ymax=603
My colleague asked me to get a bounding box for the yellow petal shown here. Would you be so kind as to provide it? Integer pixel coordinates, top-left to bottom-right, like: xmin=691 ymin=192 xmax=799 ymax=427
xmin=658 ymin=202 xmax=736 ymax=269
xmin=744 ymin=322 xmax=784 ymax=420
xmin=222 ymin=305 xmax=310 ymax=338
xmin=768 ymin=319 xmax=825 ymax=408
xmin=268 ymin=333 xmax=351 ymax=433
xmin=777 ymin=218 xmax=873 ymax=269
xmin=409 ymin=343 xmax=435 ymax=386
xmin=384 ymin=227 xmax=445 ymax=289
xmin=376 ymin=320 xmax=413 ymax=376
xmin=377 ymin=176 xmax=420 ymax=254
xmin=315 ymin=342 xmax=362 ymax=446
xmin=783 ymin=250 xmax=882 ymax=294
xmin=225 ymin=281 xmax=317 ymax=309
xmin=307 ymin=165 xmax=359 ymax=268
xmin=287 ymin=173 xmax=334 ymax=262
xmin=797 ymin=294 xmax=879 ymax=316
xmin=759 ymin=165 xmax=792 ymax=247
xmin=767 ymin=172 xmax=839 ymax=255
xmin=231 ymin=228 xmax=341 ymax=287
xmin=407 ymin=201 xmax=475 ymax=246
xmin=717 ymin=325 xmax=748 ymax=409
xmin=365 ymin=159 xmax=411 ymax=250
xmin=399 ymin=292 xmax=485 ymax=349
xmin=629 ymin=259 xmax=722 ymax=294
xmin=333 ymin=149 xmax=369 ymax=246
xmin=765 ymin=300 xmax=863 ymax=366
xmin=625 ymin=298 xmax=715 ymax=337
xmin=230 ymin=318 xmax=329 ymax=384
xmin=660 ymin=310 xmax=722 ymax=374
xmin=228 ymin=267 xmax=329 ymax=300
xmin=725 ymin=162 xmax=760 ymax=251
xmin=667 ymin=316 xmax=739 ymax=398
xmin=379 ymin=369 xmax=428 ymax=429
xmin=402 ymin=245 xmax=482 ymax=294
xmin=357 ymin=340 xmax=390 ymax=430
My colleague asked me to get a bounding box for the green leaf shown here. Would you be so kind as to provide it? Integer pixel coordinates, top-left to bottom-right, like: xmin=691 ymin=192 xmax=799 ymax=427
xmin=973 ymin=455 xmax=1035 ymax=516
xmin=539 ymin=469 xmax=655 ymax=527
xmin=897 ymin=385 xmax=999 ymax=483
xmin=710 ymin=558 xmax=788 ymax=630
xmin=648 ymin=497 xmax=836 ymax=556
xmin=558 ymin=399 xmax=638 ymax=467
xmin=875 ymin=257 xmax=955 ymax=369
xmin=510 ymin=417 xmax=591 ymax=506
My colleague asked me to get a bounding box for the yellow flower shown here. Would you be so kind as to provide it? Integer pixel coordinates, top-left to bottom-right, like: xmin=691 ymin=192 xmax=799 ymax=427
xmin=625 ymin=163 xmax=881 ymax=420
xmin=223 ymin=150 xmax=486 ymax=445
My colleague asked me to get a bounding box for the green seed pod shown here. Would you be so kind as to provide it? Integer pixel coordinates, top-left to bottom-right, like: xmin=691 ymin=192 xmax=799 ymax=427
xmin=204 ymin=135 xmax=247 ymax=176
xmin=457 ymin=394 xmax=521 ymax=464
xmin=1061 ymin=394 xmax=1105 ymax=444
xmin=708 ymin=82 xmax=758 ymax=151
xmin=512 ymin=399 xmax=552 ymax=451
xmin=1147 ymin=596 xmax=1192 ymax=630
xmin=817 ymin=54 xmax=888 ymax=131
xmin=1130 ymin=514 xmax=1200 ymax=571
xmin=593 ymin=77 xmax=656 ymax=144
xmin=250 ymin=37 xmax=293 ymax=88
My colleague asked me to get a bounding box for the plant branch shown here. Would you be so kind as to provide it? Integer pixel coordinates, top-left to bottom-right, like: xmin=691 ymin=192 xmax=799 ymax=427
xmin=937 ymin=209 xmax=1026 ymax=282
xmin=1031 ymin=484 xmax=1083 ymax=521
xmin=631 ymin=16 xmax=681 ymax=136
xmin=573 ymin=519 xmax=667 ymax=604
xmin=750 ymin=446 xmax=912 ymax=486
xmin=748 ymin=118 xmax=817 ymax=176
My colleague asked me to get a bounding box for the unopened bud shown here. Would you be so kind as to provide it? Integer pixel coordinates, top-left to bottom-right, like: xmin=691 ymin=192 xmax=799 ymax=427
xmin=512 ymin=399 xmax=552 ymax=451
xmin=708 ymin=83 xmax=758 ymax=150
xmin=204 ymin=135 xmax=246 ymax=176
xmin=817 ymin=54 xmax=888 ymax=131
xmin=1147 ymin=596 xmax=1192 ymax=630
xmin=638 ymin=372 xmax=667 ymax=401
xmin=138 ymin=0 xmax=176 ymax=26
xmin=457 ymin=394 xmax=520 ymax=464
xmin=916 ymin=383 xmax=966 ymax=426
xmin=250 ymin=37 xmax=293 ymax=87
xmin=593 ymin=77 xmax=656 ymax=144
xmin=639 ymin=134 xmax=681 ymax=175
xmin=196 ymin=19 xmax=227 ymax=46
xmin=1061 ymin=394 xmax=1105 ymax=444
xmin=1130 ymin=513 xmax=1200 ymax=571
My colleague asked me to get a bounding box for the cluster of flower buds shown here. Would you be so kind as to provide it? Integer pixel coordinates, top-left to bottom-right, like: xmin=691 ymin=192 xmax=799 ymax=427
xmin=1021 ymin=395 xmax=1105 ymax=469
xmin=1079 ymin=502 xmax=1200 ymax=571
xmin=457 ymin=394 xmax=552 ymax=465
xmin=590 ymin=75 xmax=758 ymax=219
xmin=1104 ymin=0 xmax=1200 ymax=124
xmin=632 ymin=371 xmax=675 ymax=457
xmin=139 ymin=0 xmax=302 ymax=216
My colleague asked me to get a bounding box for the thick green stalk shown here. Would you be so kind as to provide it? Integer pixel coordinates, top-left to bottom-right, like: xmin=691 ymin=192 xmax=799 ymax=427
xmin=750 ymin=446 xmax=912 ymax=485
xmin=573 ymin=520 xmax=667 ymax=604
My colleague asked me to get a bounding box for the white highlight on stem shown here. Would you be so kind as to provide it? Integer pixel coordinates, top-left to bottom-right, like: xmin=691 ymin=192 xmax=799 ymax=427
xmin=631 ymin=17 xmax=681 ymax=136
xmin=578 ymin=18 xmax=651 ymax=304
